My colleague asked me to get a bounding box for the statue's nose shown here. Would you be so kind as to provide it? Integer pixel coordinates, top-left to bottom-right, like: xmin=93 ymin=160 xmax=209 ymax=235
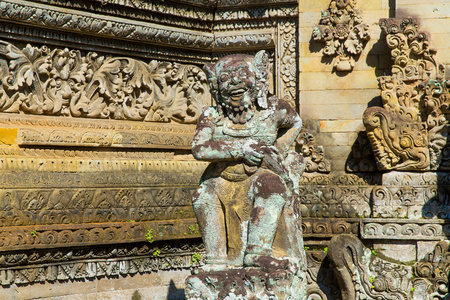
xmin=231 ymin=73 xmax=241 ymax=84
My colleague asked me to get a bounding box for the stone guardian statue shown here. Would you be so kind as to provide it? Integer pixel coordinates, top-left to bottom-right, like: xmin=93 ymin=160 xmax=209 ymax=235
xmin=186 ymin=50 xmax=307 ymax=299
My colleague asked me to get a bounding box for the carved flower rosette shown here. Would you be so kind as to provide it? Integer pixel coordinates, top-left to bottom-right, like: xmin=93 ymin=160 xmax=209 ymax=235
xmin=312 ymin=0 xmax=370 ymax=71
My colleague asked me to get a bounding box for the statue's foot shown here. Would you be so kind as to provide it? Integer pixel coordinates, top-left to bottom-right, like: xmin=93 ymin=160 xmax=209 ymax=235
xmin=192 ymin=263 xmax=228 ymax=275
xmin=244 ymin=254 xmax=289 ymax=272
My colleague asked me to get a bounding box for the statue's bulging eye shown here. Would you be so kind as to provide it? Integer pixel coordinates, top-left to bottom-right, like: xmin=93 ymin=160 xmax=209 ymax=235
xmin=220 ymin=73 xmax=230 ymax=82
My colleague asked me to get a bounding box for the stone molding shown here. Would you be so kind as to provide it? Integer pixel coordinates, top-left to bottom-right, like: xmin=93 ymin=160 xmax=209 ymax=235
xmin=302 ymin=217 xmax=359 ymax=238
xmin=0 ymin=240 xmax=205 ymax=285
xmin=361 ymin=219 xmax=450 ymax=240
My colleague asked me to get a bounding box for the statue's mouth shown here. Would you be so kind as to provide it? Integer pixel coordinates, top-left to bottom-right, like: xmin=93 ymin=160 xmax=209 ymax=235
xmin=229 ymin=88 xmax=246 ymax=102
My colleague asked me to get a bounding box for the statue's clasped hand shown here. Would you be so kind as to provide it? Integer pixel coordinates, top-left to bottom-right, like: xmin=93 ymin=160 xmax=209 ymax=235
xmin=241 ymin=140 xmax=265 ymax=166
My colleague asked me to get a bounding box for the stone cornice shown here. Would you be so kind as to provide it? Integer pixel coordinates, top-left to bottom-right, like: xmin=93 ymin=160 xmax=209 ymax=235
xmin=0 ymin=0 xmax=214 ymax=50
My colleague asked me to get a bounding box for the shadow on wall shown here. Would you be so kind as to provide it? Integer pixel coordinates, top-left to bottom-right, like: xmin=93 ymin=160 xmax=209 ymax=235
xmin=167 ymin=280 xmax=185 ymax=300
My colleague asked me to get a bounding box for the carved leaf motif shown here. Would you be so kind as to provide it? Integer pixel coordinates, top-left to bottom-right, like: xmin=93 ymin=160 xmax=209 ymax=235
xmin=0 ymin=40 xmax=210 ymax=123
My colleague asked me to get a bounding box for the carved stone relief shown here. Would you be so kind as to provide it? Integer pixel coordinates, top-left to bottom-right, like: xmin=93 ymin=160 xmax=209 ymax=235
xmin=312 ymin=0 xmax=370 ymax=71
xmin=0 ymin=40 xmax=211 ymax=123
xmin=296 ymin=130 xmax=331 ymax=173
xmin=363 ymin=18 xmax=450 ymax=171
xmin=0 ymin=240 xmax=205 ymax=285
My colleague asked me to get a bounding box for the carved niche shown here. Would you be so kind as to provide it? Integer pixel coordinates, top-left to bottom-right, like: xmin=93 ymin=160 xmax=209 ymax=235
xmin=312 ymin=0 xmax=370 ymax=72
xmin=363 ymin=18 xmax=450 ymax=171
xmin=0 ymin=40 xmax=211 ymax=124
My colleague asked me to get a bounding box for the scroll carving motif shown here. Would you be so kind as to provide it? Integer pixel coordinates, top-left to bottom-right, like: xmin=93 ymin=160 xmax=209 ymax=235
xmin=363 ymin=18 xmax=449 ymax=171
xmin=413 ymin=241 xmax=450 ymax=299
xmin=312 ymin=0 xmax=370 ymax=71
xmin=296 ymin=131 xmax=331 ymax=173
xmin=0 ymin=40 xmax=211 ymax=123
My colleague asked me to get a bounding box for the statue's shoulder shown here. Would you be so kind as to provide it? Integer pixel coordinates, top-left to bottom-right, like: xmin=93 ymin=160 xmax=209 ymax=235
xmin=201 ymin=106 xmax=220 ymax=119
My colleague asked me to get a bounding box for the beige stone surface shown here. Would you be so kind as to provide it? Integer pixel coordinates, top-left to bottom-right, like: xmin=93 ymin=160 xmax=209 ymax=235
xmin=300 ymin=71 xmax=379 ymax=91
xmin=373 ymin=241 xmax=417 ymax=263
xmin=0 ymin=270 xmax=191 ymax=300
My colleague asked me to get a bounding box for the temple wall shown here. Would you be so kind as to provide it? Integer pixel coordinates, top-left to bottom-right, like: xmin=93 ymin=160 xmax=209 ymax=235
xmin=0 ymin=0 xmax=448 ymax=299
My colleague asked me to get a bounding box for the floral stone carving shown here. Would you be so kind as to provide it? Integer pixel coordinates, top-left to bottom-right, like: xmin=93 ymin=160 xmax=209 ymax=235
xmin=312 ymin=0 xmax=370 ymax=72
xmin=0 ymin=40 xmax=211 ymax=123
xmin=185 ymin=51 xmax=307 ymax=299
xmin=363 ymin=18 xmax=449 ymax=171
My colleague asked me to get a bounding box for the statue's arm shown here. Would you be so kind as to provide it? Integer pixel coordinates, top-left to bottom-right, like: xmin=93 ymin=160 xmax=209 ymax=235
xmin=192 ymin=108 xmax=242 ymax=161
xmin=274 ymin=100 xmax=302 ymax=155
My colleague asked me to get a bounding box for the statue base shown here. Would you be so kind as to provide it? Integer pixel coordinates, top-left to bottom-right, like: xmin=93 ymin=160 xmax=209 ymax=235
xmin=185 ymin=267 xmax=305 ymax=300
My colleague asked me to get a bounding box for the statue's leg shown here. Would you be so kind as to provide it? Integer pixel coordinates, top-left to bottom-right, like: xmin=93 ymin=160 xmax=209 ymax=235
xmin=192 ymin=178 xmax=227 ymax=269
xmin=244 ymin=170 xmax=288 ymax=268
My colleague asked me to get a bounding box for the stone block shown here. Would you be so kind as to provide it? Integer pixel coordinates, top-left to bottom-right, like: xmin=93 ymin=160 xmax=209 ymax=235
xmin=300 ymin=104 xmax=350 ymax=120
xmin=299 ymin=12 xmax=322 ymax=27
xmin=417 ymin=241 xmax=440 ymax=261
xmin=324 ymin=146 xmax=352 ymax=159
xmin=396 ymin=2 xmax=450 ymax=18
xmin=330 ymin=159 xmax=348 ymax=172
xmin=300 ymin=71 xmax=379 ymax=91
xmin=315 ymin=132 xmax=349 ymax=146
xmin=299 ymin=42 xmax=326 ymax=57
xmin=300 ymin=89 xmax=380 ymax=105
xmin=0 ymin=128 xmax=17 ymax=145
xmin=373 ymin=240 xmax=417 ymax=263
xmin=298 ymin=0 xmax=332 ymax=13
xmin=319 ymin=120 xmax=365 ymax=132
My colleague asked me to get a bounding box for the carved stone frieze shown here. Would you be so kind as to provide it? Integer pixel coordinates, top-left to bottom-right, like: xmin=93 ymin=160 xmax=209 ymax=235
xmin=0 ymin=159 xmax=206 ymax=176
xmin=381 ymin=172 xmax=450 ymax=218
xmin=363 ymin=18 xmax=450 ymax=171
xmin=0 ymin=240 xmax=205 ymax=285
xmin=0 ymin=40 xmax=211 ymax=123
xmin=17 ymin=127 xmax=194 ymax=149
xmin=0 ymin=23 xmax=212 ymax=64
xmin=299 ymin=185 xmax=371 ymax=218
xmin=0 ymin=186 xmax=197 ymax=214
xmin=361 ymin=219 xmax=450 ymax=240
xmin=0 ymin=220 xmax=200 ymax=251
xmin=30 ymin=0 xmax=214 ymax=29
xmin=312 ymin=0 xmax=370 ymax=71
xmin=0 ymin=1 xmax=214 ymax=49
xmin=299 ymin=172 xmax=382 ymax=186
xmin=213 ymin=31 xmax=274 ymax=50
xmin=302 ymin=217 xmax=359 ymax=238
xmin=186 ymin=268 xmax=306 ymax=300
xmin=305 ymin=251 xmax=341 ymax=300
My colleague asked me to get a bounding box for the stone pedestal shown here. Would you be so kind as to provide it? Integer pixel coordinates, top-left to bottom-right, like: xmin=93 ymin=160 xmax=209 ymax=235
xmin=185 ymin=267 xmax=305 ymax=300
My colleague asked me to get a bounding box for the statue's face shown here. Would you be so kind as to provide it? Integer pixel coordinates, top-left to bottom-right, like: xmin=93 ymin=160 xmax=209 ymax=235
xmin=216 ymin=59 xmax=256 ymax=109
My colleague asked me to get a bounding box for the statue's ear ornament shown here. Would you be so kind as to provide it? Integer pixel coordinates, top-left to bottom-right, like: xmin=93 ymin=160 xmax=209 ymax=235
xmin=254 ymin=50 xmax=270 ymax=109
xmin=203 ymin=63 xmax=218 ymax=102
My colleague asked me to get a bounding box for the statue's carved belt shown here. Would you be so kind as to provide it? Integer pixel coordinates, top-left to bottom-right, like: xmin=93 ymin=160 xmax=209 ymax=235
xmin=221 ymin=170 xmax=249 ymax=181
